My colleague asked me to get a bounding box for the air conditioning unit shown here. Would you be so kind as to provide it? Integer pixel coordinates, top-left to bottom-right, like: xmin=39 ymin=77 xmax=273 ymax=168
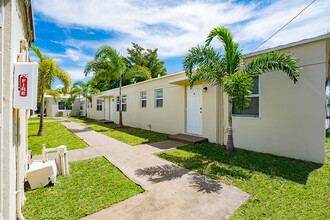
xmin=26 ymin=145 xmax=69 ymax=190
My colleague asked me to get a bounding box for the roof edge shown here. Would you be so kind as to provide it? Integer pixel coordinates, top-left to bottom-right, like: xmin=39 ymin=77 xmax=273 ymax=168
xmin=244 ymin=33 xmax=330 ymax=58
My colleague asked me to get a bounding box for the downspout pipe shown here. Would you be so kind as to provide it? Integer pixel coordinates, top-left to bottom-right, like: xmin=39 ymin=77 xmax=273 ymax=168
xmin=16 ymin=109 xmax=25 ymax=220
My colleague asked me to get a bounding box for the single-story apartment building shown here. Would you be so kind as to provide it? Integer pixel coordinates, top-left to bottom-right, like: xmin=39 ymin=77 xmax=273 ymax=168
xmin=77 ymin=34 xmax=329 ymax=164
xmin=45 ymin=94 xmax=81 ymax=117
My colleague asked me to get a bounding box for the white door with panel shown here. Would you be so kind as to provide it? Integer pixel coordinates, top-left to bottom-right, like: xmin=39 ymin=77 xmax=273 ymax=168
xmin=104 ymin=98 xmax=109 ymax=120
xmin=110 ymin=98 xmax=114 ymax=121
xmin=186 ymin=85 xmax=203 ymax=135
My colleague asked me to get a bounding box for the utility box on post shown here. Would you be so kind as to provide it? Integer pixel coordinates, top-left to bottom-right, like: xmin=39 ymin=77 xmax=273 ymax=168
xmin=13 ymin=62 xmax=38 ymax=109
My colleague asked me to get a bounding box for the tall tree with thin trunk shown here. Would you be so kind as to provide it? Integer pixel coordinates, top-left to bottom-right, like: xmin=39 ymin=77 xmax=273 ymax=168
xmin=183 ymin=26 xmax=301 ymax=155
xmin=84 ymin=46 xmax=152 ymax=127
xmin=30 ymin=45 xmax=71 ymax=136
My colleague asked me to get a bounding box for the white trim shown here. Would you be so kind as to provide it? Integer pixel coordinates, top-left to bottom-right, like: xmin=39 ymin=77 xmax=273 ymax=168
xmin=57 ymin=101 xmax=71 ymax=111
xmin=96 ymin=99 xmax=102 ymax=111
xmin=140 ymin=91 xmax=147 ymax=108
xmin=155 ymin=89 xmax=163 ymax=108
xmin=116 ymin=95 xmax=127 ymax=112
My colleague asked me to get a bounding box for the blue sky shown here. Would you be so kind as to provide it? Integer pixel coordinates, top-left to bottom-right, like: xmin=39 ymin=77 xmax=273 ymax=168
xmin=30 ymin=0 xmax=330 ymax=89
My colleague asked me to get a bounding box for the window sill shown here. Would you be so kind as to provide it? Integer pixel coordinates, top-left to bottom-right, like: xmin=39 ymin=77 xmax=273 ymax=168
xmin=233 ymin=115 xmax=260 ymax=119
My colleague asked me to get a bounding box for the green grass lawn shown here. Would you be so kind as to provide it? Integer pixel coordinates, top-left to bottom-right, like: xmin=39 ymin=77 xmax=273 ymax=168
xmin=28 ymin=117 xmax=55 ymax=121
xmin=86 ymin=123 xmax=168 ymax=146
xmin=157 ymin=137 xmax=330 ymax=219
xmin=67 ymin=117 xmax=168 ymax=146
xmin=22 ymin=157 xmax=144 ymax=220
xmin=67 ymin=116 xmax=96 ymax=124
xmin=28 ymin=122 xmax=89 ymax=155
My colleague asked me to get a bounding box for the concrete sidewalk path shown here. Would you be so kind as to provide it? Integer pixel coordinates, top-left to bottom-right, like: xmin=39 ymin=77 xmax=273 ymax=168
xmin=59 ymin=119 xmax=249 ymax=220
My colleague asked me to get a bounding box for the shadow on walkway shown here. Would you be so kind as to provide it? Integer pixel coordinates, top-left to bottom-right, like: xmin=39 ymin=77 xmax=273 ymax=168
xmin=135 ymin=164 xmax=222 ymax=194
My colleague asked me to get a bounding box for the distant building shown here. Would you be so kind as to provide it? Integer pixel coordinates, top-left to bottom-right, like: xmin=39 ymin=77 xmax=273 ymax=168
xmin=0 ymin=0 xmax=35 ymax=219
xmin=45 ymin=94 xmax=81 ymax=117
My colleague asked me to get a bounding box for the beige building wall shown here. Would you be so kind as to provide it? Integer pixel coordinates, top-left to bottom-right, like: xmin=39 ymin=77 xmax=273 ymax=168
xmin=89 ymin=37 xmax=328 ymax=164
xmin=90 ymin=72 xmax=220 ymax=142
xmin=0 ymin=0 xmax=35 ymax=219
xmin=226 ymin=39 xmax=329 ymax=164
xmin=45 ymin=97 xmax=80 ymax=117
xmin=86 ymin=97 xmax=104 ymax=119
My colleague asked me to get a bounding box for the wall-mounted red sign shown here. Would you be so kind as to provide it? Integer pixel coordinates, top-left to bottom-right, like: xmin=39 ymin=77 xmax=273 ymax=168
xmin=19 ymin=75 xmax=27 ymax=97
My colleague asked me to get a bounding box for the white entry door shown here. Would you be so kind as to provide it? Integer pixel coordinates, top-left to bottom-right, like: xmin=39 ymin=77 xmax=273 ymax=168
xmin=110 ymin=98 xmax=114 ymax=121
xmin=186 ymin=85 xmax=203 ymax=135
xmin=104 ymin=98 xmax=109 ymax=120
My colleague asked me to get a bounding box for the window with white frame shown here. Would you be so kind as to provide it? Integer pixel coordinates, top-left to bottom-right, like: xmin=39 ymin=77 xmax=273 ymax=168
xmin=140 ymin=92 xmax=147 ymax=108
xmin=155 ymin=89 xmax=163 ymax=108
xmin=97 ymin=99 xmax=102 ymax=111
xmin=58 ymin=101 xmax=71 ymax=110
xmin=80 ymin=102 xmax=83 ymax=110
xmin=58 ymin=101 xmax=66 ymax=110
xmin=233 ymin=76 xmax=260 ymax=117
xmin=116 ymin=95 xmax=127 ymax=112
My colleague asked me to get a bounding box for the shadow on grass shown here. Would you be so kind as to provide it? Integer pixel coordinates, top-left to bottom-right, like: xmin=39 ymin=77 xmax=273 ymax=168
xmin=135 ymin=164 xmax=222 ymax=194
xmin=162 ymin=143 xmax=323 ymax=185
xmin=89 ymin=123 xmax=169 ymax=144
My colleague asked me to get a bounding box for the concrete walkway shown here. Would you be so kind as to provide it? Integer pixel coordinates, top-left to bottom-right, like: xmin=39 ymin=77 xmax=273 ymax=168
xmin=49 ymin=119 xmax=249 ymax=219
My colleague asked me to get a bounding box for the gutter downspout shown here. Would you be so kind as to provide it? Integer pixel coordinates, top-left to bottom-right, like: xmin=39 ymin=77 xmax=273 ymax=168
xmin=16 ymin=109 xmax=24 ymax=220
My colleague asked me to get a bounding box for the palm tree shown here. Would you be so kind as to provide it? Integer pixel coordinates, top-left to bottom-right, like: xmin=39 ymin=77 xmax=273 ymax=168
xmin=183 ymin=27 xmax=301 ymax=155
xmin=84 ymin=46 xmax=152 ymax=127
xmin=30 ymin=45 xmax=71 ymax=136
xmin=67 ymin=85 xmax=83 ymax=116
xmin=73 ymin=80 xmax=99 ymax=120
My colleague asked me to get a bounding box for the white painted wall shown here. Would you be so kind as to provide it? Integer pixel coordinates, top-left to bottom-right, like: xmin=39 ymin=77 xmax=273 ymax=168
xmin=226 ymin=40 xmax=329 ymax=164
xmin=45 ymin=97 xmax=80 ymax=117
xmin=88 ymin=38 xmax=328 ymax=164
xmin=0 ymin=0 xmax=34 ymax=218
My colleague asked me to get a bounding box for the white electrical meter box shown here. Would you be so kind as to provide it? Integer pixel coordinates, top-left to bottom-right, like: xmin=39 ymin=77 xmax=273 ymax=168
xmin=13 ymin=62 xmax=38 ymax=109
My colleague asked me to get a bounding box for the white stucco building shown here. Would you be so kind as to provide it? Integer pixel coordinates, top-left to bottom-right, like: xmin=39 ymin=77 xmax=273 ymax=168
xmin=85 ymin=34 xmax=329 ymax=164
xmin=45 ymin=94 xmax=81 ymax=117
xmin=0 ymin=0 xmax=35 ymax=219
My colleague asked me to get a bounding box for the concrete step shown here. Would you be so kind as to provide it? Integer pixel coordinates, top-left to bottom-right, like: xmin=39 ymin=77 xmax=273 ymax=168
xmin=168 ymin=133 xmax=208 ymax=145
xmin=97 ymin=119 xmax=114 ymax=124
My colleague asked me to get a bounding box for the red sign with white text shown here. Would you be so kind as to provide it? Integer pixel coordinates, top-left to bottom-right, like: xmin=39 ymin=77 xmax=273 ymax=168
xmin=20 ymin=76 xmax=27 ymax=97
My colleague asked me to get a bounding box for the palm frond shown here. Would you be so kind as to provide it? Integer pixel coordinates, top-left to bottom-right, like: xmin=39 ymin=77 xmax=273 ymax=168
xmin=95 ymin=46 xmax=126 ymax=73
xmin=183 ymin=45 xmax=224 ymax=86
xmin=205 ymin=26 xmax=242 ymax=75
xmin=46 ymin=89 xmax=62 ymax=102
xmin=56 ymin=69 xmax=72 ymax=93
xmin=30 ymin=45 xmax=44 ymax=61
xmin=242 ymin=51 xmax=301 ymax=83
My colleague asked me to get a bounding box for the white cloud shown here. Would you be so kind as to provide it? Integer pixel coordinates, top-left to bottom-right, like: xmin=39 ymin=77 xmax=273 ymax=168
xmin=55 ymin=84 xmax=64 ymax=89
xmin=33 ymin=0 xmax=255 ymax=57
xmin=65 ymin=68 xmax=88 ymax=81
xmin=236 ymin=0 xmax=330 ymax=51
xmin=33 ymin=0 xmax=330 ymax=68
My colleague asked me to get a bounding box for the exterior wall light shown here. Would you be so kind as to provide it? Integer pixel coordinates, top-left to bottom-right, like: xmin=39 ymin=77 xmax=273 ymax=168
xmin=203 ymin=87 xmax=208 ymax=92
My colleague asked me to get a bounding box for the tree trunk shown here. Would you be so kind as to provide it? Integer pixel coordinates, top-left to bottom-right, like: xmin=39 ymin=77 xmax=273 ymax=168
xmin=85 ymin=96 xmax=88 ymax=120
xmin=224 ymin=99 xmax=235 ymax=155
xmin=78 ymin=95 xmax=81 ymax=117
xmin=37 ymin=89 xmax=45 ymax=136
xmin=118 ymin=72 xmax=123 ymax=127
